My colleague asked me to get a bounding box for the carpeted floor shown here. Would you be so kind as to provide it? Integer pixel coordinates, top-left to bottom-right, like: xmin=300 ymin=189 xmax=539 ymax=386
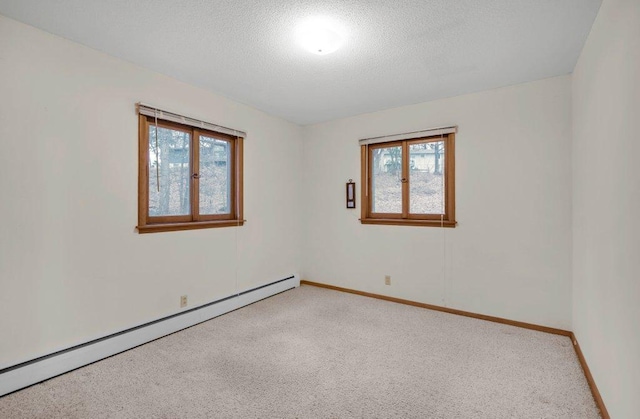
xmin=0 ymin=285 xmax=599 ymax=418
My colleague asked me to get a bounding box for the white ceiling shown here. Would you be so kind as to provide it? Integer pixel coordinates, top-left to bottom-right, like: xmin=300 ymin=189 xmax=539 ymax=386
xmin=0 ymin=0 xmax=601 ymax=125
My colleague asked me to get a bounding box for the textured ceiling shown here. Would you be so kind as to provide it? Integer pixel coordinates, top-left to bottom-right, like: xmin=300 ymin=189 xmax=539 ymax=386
xmin=0 ymin=0 xmax=601 ymax=125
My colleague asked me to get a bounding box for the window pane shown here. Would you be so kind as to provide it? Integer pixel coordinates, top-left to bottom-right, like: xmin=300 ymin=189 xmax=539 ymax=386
xmin=372 ymin=145 xmax=402 ymax=213
xmin=199 ymin=136 xmax=231 ymax=215
xmin=409 ymin=141 xmax=445 ymax=214
xmin=148 ymin=126 xmax=191 ymax=216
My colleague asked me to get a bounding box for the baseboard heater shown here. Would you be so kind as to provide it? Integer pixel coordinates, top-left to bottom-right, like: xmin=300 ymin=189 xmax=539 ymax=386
xmin=0 ymin=275 xmax=300 ymax=397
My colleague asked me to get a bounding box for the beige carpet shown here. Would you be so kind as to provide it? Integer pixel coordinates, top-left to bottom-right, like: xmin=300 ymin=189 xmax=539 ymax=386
xmin=0 ymin=285 xmax=599 ymax=418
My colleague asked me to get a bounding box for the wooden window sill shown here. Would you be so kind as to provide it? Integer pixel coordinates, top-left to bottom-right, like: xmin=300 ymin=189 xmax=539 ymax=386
xmin=360 ymin=218 xmax=456 ymax=228
xmin=137 ymin=220 xmax=245 ymax=234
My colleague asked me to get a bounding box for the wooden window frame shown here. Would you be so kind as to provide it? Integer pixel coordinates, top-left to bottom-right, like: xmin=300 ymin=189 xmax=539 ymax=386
xmin=360 ymin=133 xmax=456 ymax=228
xmin=137 ymin=114 xmax=244 ymax=233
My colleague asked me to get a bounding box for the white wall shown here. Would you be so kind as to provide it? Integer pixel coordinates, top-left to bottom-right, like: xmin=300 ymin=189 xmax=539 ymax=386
xmin=0 ymin=16 xmax=302 ymax=368
xmin=572 ymin=0 xmax=640 ymax=416
xmin=302 ymin=76 xmax=573 ymax=330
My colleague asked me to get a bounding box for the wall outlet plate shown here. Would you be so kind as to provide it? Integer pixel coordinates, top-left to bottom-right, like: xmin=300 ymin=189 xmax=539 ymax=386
xmin=385 ymin=275 xmax=391 ymax=285
xmin=180 ymin=295 xmax=188 ymax=308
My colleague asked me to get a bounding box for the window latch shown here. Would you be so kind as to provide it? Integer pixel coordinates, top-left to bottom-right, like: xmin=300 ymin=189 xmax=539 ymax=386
xmin=192 ymin=173 xmax=200 ymax=179
xmin=401 ymin=178 xmax=408 ymax=183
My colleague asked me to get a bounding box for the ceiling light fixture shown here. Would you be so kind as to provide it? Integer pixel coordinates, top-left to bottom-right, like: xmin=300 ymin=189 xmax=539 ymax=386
xmin=296 ymin=17 xmax=345 ymax=55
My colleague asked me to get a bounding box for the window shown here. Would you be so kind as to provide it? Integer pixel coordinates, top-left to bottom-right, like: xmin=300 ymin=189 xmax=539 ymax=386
xmin=360 ymin=132 xmax=456 ymax=227
xmin=137 ymin=109 xmax=243 ymax=233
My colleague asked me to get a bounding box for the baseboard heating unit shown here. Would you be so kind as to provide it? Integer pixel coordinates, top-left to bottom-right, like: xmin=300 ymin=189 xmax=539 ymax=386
xmin=0 ymin=275 xmax=300 ymax=397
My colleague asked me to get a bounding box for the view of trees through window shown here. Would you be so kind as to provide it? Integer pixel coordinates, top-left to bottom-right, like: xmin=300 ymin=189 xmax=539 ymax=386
xmin=372 ymin=145 xmax=403 ymax=213
xmin=148 ymin=127 xmax=231 ymax=217
xmin=410 ymin=141 xmax=445 ymax=214
xmin=148 ymin=126 xmax=191 ymax=216
xmin=199 ymin=136 xmax=231 ymax=215
xmin=371 ymin=140 xmax=445 ymax=214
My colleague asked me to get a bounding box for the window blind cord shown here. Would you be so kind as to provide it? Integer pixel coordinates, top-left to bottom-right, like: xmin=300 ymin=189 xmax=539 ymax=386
xmin=365 ymin=144 xmax=369 ymax=199
xmin=440 ymin=132 xmax=446 ymax=307
xmin=234 ymin=132 xmax=240 ymax=299
xmin=154 ymin=109 xmax=160 ymax=192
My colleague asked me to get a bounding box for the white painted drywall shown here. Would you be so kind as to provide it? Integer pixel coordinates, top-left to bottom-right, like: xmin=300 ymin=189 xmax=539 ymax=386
xmin=0 ymin=15 xmax=302 ymax=368
xmin=301 ymin=76 xmax=573 ymax=330
xmin=572 ymin=0 xmax=640 ymax=416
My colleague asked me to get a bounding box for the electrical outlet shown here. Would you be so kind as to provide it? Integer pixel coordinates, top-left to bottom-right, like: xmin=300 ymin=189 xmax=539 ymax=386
xmin=180 ymin=295 xmax=187 ymax=308
xmin=385 ymin=275 xmax=391 ymax=286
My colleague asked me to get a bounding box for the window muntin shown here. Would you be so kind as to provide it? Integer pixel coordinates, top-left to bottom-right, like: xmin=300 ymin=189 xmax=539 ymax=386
xmin=138 ymin=115 xmax=243 ymax=233
xmin=361 ymin=134 xmax=455 ymax=227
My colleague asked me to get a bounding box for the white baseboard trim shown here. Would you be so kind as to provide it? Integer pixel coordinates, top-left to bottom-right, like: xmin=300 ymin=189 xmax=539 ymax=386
xmin=0 ymin=275 xmax=299 ymax=397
